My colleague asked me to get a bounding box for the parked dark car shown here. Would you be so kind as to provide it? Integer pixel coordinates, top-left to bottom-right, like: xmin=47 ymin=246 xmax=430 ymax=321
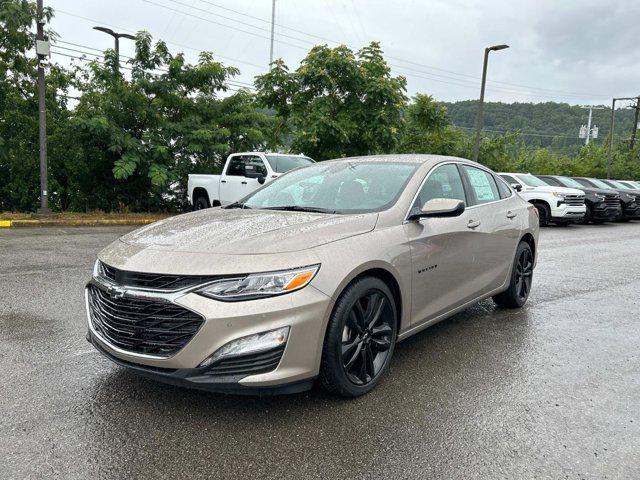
xmin=598 ymin=179 xmax=640 ymax=220
xmin=572 ymin=177 xmax=637 ymax=221
xmin=537 ymin=175 xmax=621 ymax=223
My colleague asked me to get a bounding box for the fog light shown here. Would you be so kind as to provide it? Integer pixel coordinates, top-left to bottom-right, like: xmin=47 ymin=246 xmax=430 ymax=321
xmin=198 ymin=327 xmax=289 ymax=368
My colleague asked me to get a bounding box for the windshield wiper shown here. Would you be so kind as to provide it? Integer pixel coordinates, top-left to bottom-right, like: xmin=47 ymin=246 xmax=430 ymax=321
xmin=263 ymin=205 xmax=338 ymax=214
xmin=223 ymin=202 xmax=251 ymax=209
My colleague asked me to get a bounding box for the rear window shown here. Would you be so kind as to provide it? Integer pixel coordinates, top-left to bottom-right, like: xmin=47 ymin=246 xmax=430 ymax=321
xmin=265 ymin=155 xmax=314 ymax=173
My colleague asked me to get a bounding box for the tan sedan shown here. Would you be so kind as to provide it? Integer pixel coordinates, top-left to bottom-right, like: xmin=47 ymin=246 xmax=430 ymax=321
xmin=86 ymin=155 xmax=539 ymax=397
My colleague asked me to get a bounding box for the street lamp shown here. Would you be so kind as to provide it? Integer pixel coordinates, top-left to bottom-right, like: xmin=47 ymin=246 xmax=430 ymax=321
xmin=472 ymin=44 xmax=509 ymax=163
xmin=93 ymin=26 xmax=136 ymax=66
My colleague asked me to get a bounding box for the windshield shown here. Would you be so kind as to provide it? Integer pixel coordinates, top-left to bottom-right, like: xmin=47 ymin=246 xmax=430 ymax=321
xmin=516 ymin=174 xmax=549 ymax=187
xmin=609 ymin=180 xmax=630 ymax=189
xmin=265 ymin=155 xmax=314 ymax=173
xmin=588 ymin=178 xmax=614 ymax=190
xmin=241 ymin=161 xmax=419 ymax=214
xmin=555 ymin=176 xmax=584 ymax=189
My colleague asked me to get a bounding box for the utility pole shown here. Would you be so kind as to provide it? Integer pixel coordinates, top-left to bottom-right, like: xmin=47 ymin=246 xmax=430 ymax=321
xmin=607 ymin=98 xmax=616 ymax=179
xmin=36 ymin=0 xmax=51 ymax=214
xmin=631 ymin=97 xmax=640 ymax=149
xmin=269 ymin=0 xmax=276 ymax=67
xmin=472 ymin=44 xmax=509 ymax=163
xmin=93 ymin=26 xmax=136 ymax=70
xmin=578 ymin=105 xmax=603 ymax=146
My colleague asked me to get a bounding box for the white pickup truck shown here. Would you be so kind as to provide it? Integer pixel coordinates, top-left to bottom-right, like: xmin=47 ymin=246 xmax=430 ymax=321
xmin=188 ymin=152 xmax=314 ymax=209
xmin=498 ymin=172 xmax=586 ymax=226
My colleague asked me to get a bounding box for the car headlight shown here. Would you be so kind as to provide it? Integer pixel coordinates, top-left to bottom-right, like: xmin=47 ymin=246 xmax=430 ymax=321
xmin=552 ymin=192 xmax=566 ymax=199
xmin=594 ymin=193 xmax=606 ymax=200
xmin=198 ymin=265 xmax=320 ymax=301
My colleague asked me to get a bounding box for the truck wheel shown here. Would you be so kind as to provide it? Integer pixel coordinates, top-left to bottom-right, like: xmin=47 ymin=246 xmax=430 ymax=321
xmin=194 ymin=195 xmax=210 ymax=210
xmin=493 ymin=241 xmax=533 ymax=309
xmin=535 ymin=203 xmax=550 ymax=227
xmin=580 ymin=204 xmax=592 ymax=224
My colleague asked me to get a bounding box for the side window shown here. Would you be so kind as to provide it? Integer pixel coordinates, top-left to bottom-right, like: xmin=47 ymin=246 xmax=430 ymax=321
xmin=245 ymin=156 xmax=267 ymax=176
xmin=542 ymin=176 xmax=560 ymax=187
xmin=495 ymin=175 xmax=513 ymax=199
xmin=500 ymin=174 xmax=519 ymax=186
xmin=225 ymin=156 xmax=246 ymax=176
xmin=462 ymin=165 xmax=501 ymax=205
xmin=413 ymin=164 xmax=466 ymax=210
xmin=226 ymin=156 xmax=267 ymax=177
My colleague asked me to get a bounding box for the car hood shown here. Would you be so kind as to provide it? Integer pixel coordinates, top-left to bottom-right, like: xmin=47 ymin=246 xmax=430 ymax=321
xmin=119 ymin=208 xmax=378 ymax=254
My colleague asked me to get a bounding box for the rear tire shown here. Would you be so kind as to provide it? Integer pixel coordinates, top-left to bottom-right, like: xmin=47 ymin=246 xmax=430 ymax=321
xmin=193 ymin=195 xmax=210 ymax=210
xmin=493 ymin=241 xmax=534 ymax=309
xmin=319 ymin=277 xmax=398 ymax=398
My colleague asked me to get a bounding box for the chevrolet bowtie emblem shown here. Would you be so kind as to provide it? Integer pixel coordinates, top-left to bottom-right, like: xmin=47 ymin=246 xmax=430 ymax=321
xmin=107 ymin=285 xmax=126 ymax=300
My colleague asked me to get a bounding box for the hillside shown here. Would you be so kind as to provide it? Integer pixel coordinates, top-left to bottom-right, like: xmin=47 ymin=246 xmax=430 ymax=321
xmin=443 ymin=101 xmax=638 ymax=154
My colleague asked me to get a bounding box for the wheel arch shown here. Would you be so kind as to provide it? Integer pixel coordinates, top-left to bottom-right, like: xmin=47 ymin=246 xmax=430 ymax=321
xmin=327 ymin=264 xmax=405 ymax=335
xmin=520 ymin=232 xmax=536 ymax=261
xmin=192 ymin=187 xmax=210 ymax=204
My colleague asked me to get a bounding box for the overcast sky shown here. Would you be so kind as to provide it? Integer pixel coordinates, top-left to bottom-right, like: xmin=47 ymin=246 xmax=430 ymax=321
xmin=48 ymin=0 xmax=640 ymax=106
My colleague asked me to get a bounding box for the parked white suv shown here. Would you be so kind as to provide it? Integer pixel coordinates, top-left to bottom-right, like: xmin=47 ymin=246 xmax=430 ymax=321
xmin=498 ymin=172 xmax=586 ymax=226
xmin=188 ymin=152 xmax=314 ymax=209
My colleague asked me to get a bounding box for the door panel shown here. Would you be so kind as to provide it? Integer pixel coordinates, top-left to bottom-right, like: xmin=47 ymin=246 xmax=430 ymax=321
xmin=219 ymin=155 xmax=267 ymax=204
xmin=405 ymin=163 xmax=480 ymax=326
xmin=460 ymin=165 xmax=521 ymax=294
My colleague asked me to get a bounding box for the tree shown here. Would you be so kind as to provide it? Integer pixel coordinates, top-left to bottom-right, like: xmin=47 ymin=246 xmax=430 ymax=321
xmin=70 ymin=32 xmax=270 ymax=211
xmin=0 ymin=0 xmax=73 ymax=211
xmin=255 ymin=42 xmax=407 ymax=160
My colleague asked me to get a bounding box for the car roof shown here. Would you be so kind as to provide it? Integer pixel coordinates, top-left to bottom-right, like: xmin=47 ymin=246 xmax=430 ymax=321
xmin=231 ymin=152 xmax=310 ymax=157
xmin=324 ymin=154 xmax=482 ymax=168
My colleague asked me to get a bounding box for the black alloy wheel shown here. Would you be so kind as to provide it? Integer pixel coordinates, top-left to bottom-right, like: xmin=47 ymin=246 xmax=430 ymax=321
xmin=341 ymin=290 xmax=394 ymax=385
xmin=493 ymin=241 xmax=534 ymax=308
xmin=320 ymin=277 xmax=398 ymax=397
xmin=514 ymin=247 xmax=533 ymax=302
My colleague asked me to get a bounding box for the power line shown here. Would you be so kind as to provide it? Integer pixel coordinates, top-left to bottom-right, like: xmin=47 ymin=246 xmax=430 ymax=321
xmin=50 ymin=49 xmax=253 ymax=91
xmin=55 ymin=9 xmax=268 ymax=72
xmin=174 ymin=0 xmax=612 ymax=99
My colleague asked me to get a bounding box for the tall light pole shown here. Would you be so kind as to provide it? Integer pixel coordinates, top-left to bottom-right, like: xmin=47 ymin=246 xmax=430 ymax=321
xmin=93 ymin=26 xmax=136 ymax=69
xmin=472 ymin=44 xmax=509 ymax=163
xmin=606 ymin=96 xmax=637 ymax=178
xmin=269 ymin=0 xmax=276 ymax=67
xmin=36 ymin=0 xmax=51 ymax=213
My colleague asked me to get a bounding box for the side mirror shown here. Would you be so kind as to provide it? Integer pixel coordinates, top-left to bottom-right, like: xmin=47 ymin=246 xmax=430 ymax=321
xmin=511 ymin=183 xmax=522 ymax=192
xmin=408 ymin=198 xmax=465 ymax=220
xmin=244 ymin=165 xmax=266 ymax=184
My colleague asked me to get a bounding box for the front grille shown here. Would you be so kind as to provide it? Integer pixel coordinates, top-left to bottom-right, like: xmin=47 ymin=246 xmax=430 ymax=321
xmin=87 ymin=284 xmax=204 ymax=356
xmin=564 ymin=195 xmax=585 ymax=206
xmin=99 ymin=261 xmax=216 ymax=291
xmin=204 ymin=347 xmax=285 ymax=377
xmin=604 ymin=195 xmax=620 ymax=208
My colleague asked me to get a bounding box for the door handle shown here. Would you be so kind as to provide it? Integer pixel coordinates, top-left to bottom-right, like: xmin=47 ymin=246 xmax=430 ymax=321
xmin=506 ymin=211 xmax=517 ymax=219
xmin=467 ymin=219 xmax=481 ymax=229
xmin=221 ymin=180 xmax=226 ymax=183
xmin=241 ymin=181 xmax=248 ymax=185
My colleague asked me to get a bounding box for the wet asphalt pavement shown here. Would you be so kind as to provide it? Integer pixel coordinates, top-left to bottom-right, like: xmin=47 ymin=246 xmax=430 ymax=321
xmin=1 ymin=223 xmax=639 ymax=479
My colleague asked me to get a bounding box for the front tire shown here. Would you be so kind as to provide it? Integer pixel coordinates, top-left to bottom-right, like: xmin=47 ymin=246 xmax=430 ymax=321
xmin=319 ymin=277 xmax=398 ymax=397
xmin=493 ymin=241 xmax=534 ymax=308
xmin=535 ymin=203 xmax=550 ymax=227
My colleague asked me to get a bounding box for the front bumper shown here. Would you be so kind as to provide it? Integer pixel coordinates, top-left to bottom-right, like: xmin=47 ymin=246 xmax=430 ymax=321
xmin=551 ymin=203 xmax=586 ymax=221
xmin=85 ymin=277 xmax=334 ymax=392
xmin=621 ymin=203 xmax=640 ymax=220
xmin=87 ymin=333 xmax=315 ymax=395
xmin=593 ymin=203 xmax=621 ymax=220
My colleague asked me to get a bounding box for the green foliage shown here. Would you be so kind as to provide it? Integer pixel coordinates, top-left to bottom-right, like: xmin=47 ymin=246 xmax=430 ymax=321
xmin=0 ymin=3 xmax=638 ymax=213
xmin=256 ymin=42 xmax=407 ymax=160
